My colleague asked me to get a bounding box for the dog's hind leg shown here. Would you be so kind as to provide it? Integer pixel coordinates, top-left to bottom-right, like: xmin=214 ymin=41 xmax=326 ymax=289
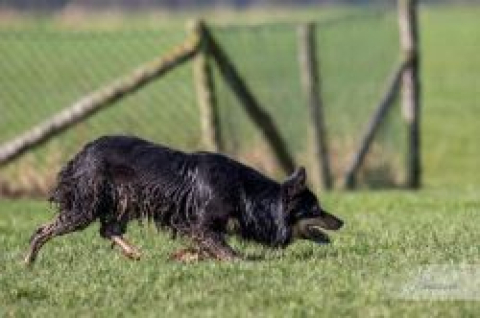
xmin=100 ymin=220 xmax=141 ymax=260
xmin=24 ymin=212 xmax=94 ymax=266
xmin=110 ymin=235 xmax=141 ymax=260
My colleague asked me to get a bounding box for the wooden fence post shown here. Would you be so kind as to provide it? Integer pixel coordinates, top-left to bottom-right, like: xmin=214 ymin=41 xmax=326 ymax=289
xmin=191 ymin=20 xmax=222 ymax=152
xmin=297 ymin=23 xmax=333 ymax=190
xmin=398 ymin=0 xmax=421 ymax=188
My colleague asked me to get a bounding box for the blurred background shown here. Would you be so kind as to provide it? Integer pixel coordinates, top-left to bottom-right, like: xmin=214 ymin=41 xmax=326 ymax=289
xmin=0 ymin=0 xmax=479 ymax=196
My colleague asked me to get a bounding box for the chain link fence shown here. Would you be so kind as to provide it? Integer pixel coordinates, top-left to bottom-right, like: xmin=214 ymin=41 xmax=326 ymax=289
xmin=0 ymin=9 xmax=406 ymax=196
xmin=0 ymin=26 xmax=202 ymax=194
xmin=213 ymin=11 xmax=406 ymax=187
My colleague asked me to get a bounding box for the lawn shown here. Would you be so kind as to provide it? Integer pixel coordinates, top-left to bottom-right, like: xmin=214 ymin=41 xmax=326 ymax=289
xmin=1 ymin=4 xmax=480 ymax=317
xmin=1 ymin=189 xmax=479 ymax=317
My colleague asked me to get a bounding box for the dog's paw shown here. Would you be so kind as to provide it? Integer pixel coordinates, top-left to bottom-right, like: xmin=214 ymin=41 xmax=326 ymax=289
xmin=170 ymin=248 xmax=205 ymax=263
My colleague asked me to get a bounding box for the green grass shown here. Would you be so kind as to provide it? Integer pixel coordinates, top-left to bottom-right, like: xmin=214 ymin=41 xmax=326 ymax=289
xmin=1 ymin=190 xmax=480 ymax=317
xmin=1 ymin=5 xmax=480 ymax=317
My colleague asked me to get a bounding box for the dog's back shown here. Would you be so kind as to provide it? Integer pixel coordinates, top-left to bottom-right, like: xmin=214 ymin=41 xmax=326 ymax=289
xmin=89 ymin=135 xmax=278 ymax=199
xmin=51 ymin=135 xmax=279 ymax=232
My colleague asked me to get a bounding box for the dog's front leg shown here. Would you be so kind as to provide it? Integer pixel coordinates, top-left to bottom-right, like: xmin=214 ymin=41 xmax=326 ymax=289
xmin=171 ymin=231 xmax=239 ymax=263
xmin=194 ymin=231 xmax=241 ymax=262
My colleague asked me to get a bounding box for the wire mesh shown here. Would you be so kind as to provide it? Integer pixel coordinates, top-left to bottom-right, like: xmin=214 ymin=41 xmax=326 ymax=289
xmin=212 ymin=10 xmax=406 ymax=188
xmin=212 ymin=23 xmax=308 ymax=180
xmin=316 ymin=12 xmax=407 ymax=187
xmin=0 ymin=26 xmax=201 ymax=195
xmin=0 ymin=10 xmax=407 ymax=195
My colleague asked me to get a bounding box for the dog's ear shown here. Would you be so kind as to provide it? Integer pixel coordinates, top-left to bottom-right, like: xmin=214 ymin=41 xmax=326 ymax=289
xmin=282 ymin=167 xmax=307 ymax=200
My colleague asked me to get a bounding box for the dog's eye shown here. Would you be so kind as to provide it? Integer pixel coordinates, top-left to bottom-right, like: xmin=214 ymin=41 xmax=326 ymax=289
xmin=295 ymin=209 xmax=307 ymax=218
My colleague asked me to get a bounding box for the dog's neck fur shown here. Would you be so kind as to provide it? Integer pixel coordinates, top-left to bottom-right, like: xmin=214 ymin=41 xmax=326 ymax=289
xmin=237 ymin=181 xmax=290 ymax=247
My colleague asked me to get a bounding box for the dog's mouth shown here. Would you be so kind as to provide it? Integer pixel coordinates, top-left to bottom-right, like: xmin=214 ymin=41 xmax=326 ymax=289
xmin=301 ymin=224 xmax=331 ymax=244
xmin=293 ymin=214 xmax=343 ymax=245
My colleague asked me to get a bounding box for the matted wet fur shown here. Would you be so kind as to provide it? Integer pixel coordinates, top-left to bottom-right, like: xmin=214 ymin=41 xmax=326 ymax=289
xmin=24 ymin=135 xmax=343 ymax=264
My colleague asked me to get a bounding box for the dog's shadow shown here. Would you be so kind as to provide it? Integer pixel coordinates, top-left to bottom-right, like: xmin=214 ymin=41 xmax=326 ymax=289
xmin=243 ymin=254 xmax=266 ymax=262
xmin=241 ymin=245 xmax=332 ymax=262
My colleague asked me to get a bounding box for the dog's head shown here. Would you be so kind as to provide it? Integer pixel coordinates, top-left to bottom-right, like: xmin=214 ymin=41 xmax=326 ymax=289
xmin=282 ymin=167 xmax=343 ymax=245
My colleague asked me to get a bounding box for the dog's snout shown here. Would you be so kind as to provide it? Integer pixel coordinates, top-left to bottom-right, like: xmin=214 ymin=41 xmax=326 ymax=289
xmin=321 ymin=210 xmax=344 ymax=231
xmin=333 ymin=218 xmax=344 ymax=230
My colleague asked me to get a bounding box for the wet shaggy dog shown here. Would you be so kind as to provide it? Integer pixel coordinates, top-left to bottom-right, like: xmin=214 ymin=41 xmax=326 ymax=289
xmin=24 ymin=135 xmax=343 ymax=264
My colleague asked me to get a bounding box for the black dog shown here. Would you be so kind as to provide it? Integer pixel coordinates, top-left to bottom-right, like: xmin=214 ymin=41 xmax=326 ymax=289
xmin=24 ymin=135 xmax=343 ymax=264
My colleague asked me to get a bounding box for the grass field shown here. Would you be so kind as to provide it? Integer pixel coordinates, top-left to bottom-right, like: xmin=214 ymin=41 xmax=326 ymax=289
xmin=1 ymin=5 xmax=480 ymax=317
xmin=1 ymin=190 xmax=480 ymax=316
